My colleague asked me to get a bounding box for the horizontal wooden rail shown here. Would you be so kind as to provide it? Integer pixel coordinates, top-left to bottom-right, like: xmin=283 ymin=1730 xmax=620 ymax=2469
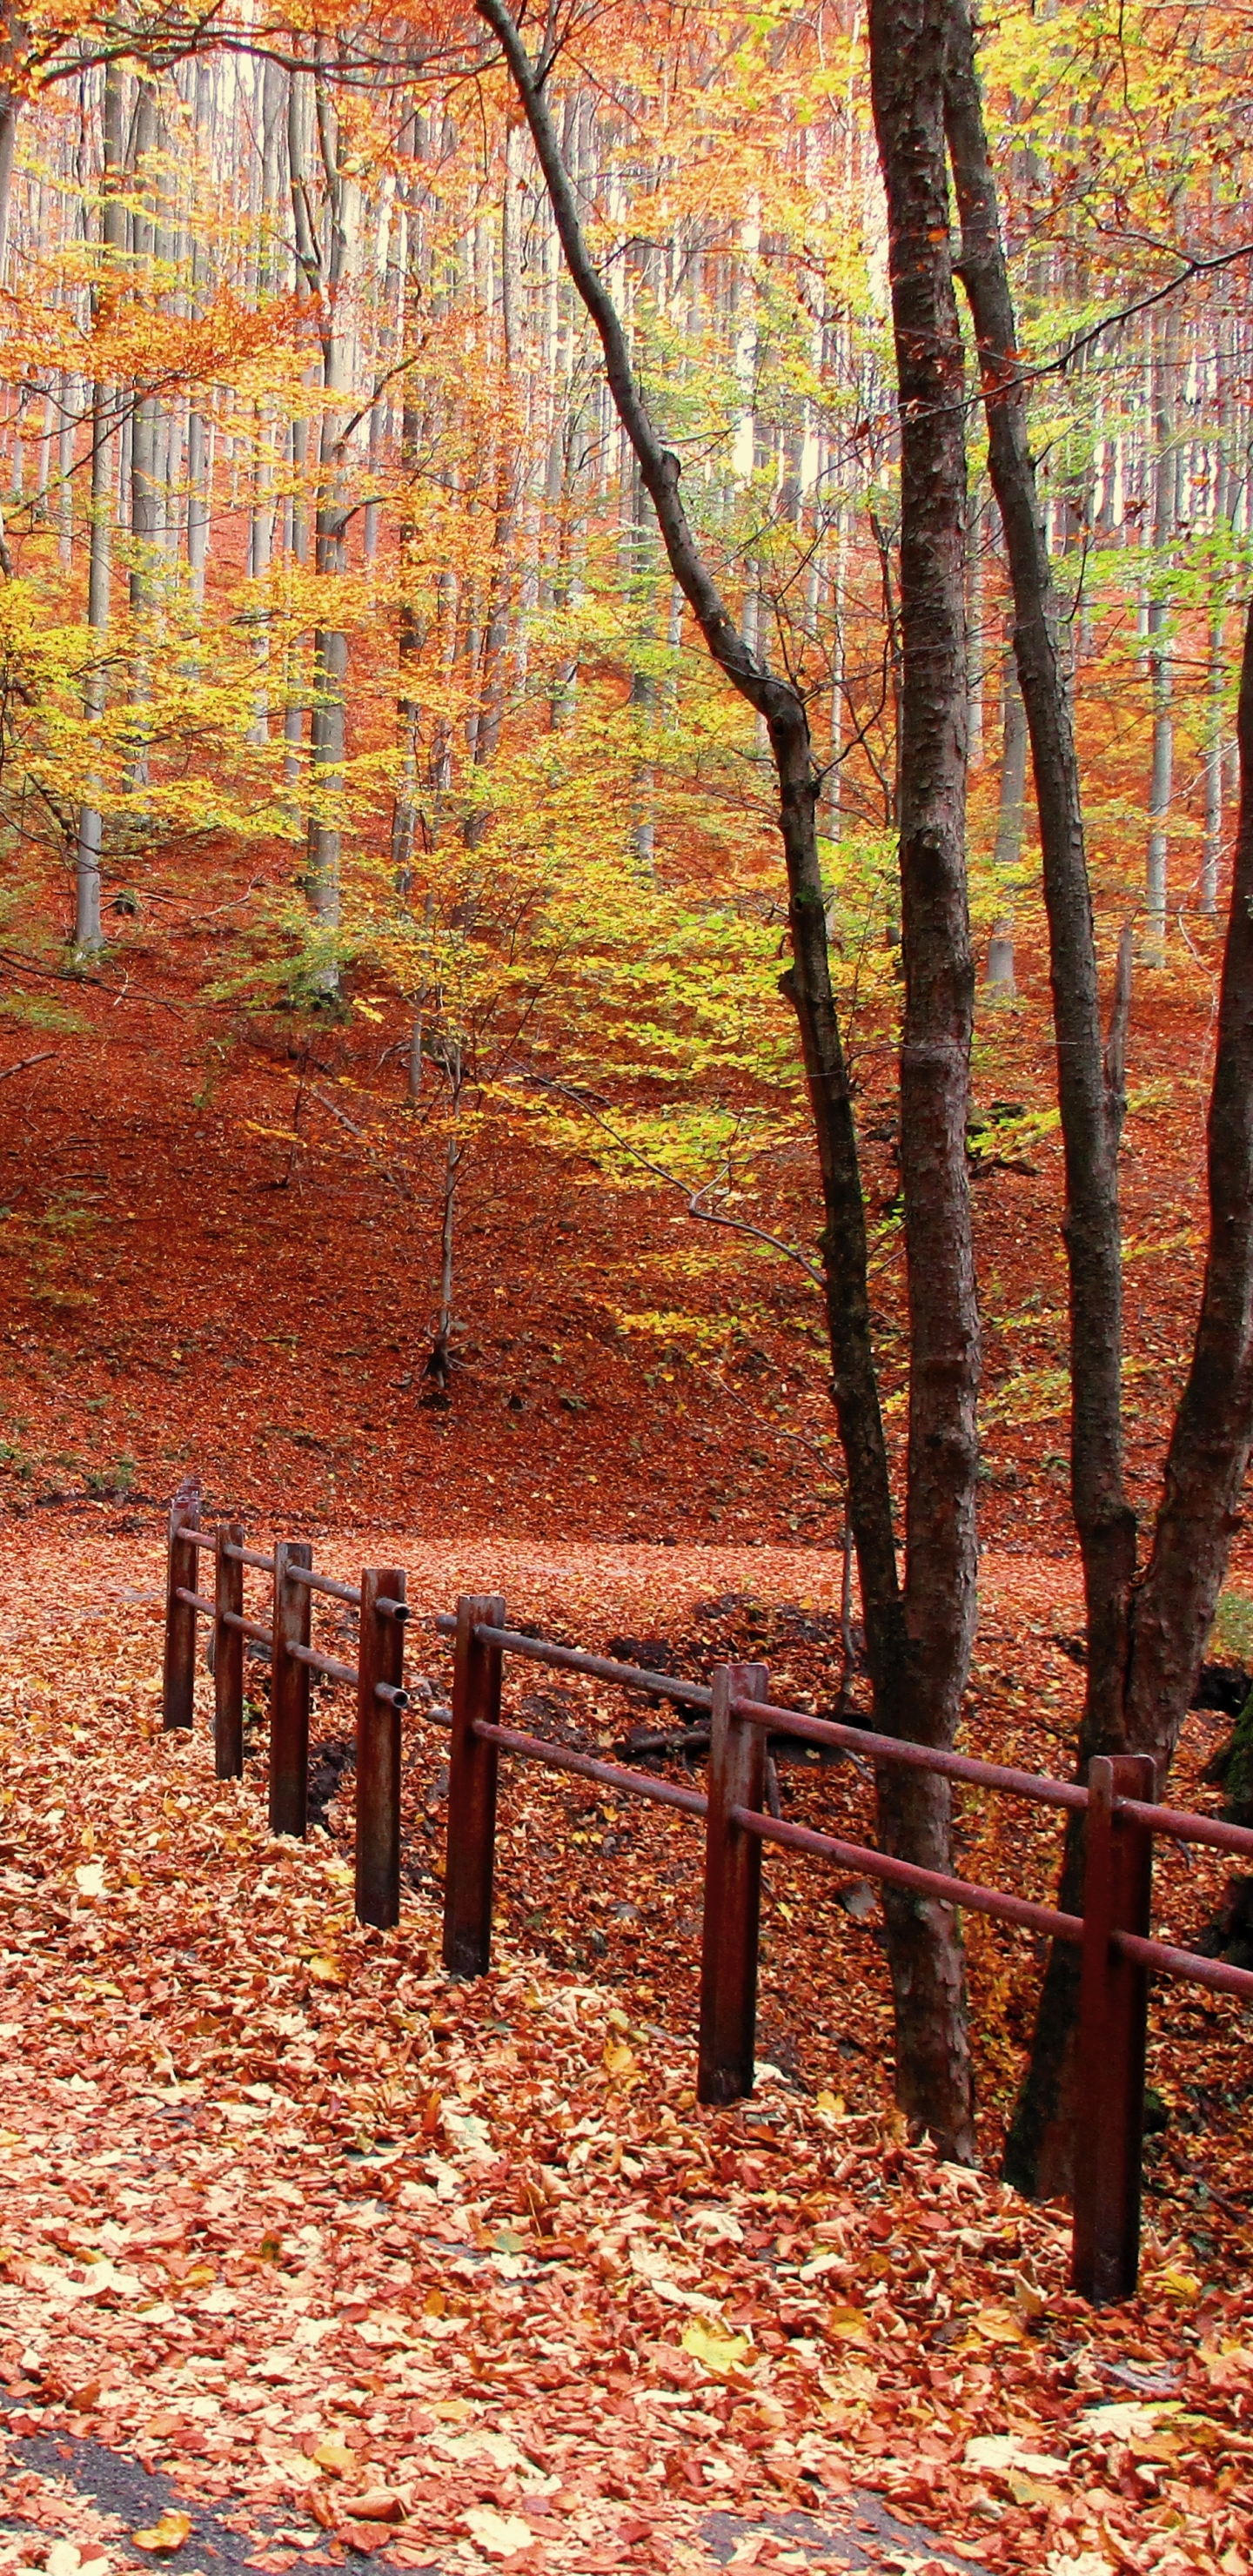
xmin=224 ymin=1542 xmax=276 ymax=1573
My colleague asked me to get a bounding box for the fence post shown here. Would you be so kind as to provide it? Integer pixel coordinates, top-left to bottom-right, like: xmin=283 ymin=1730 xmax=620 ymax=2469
xmin=161 ymin=1475 xmax=202 ymax=1733
xmin=443 ymin=1593 xmax=505 ymax=1978
xmin=270 ymin=1540 xmax=312 ymax=1839
xmin=699 ymin=1661 xmax=769 ymax=2105
xmin=1072 ymin=1750 xmax=1156 ymax=2305
xmin=214 ymin=1519 xmax=245 ymax=1781
xmin=356 ymin=1566 xmax=407 ymax=1930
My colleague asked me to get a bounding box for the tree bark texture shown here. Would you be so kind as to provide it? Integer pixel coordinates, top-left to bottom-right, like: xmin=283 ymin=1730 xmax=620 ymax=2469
xmin=868 ymin=0 xmax=979 ymax=2162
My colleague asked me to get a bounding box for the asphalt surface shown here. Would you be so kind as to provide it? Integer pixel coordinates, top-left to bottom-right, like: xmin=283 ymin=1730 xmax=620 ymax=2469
xmin=1 ymin=2398 xmax=988 ymax=2573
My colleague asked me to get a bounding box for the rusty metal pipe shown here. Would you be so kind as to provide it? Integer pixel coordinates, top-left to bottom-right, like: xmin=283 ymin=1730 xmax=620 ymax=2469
xmin=287 ymin=1566 xmax=362 ymax=1607
xmin=1116 ymin=1797 xmax=1253 ymax=1863
xmin=285 ymin=1638 xmax=409 ymax=1708
xmin=451 ymin=1618 xmax=714 ymax=1711
xmin=728 ymin=1802 xmax=1082 ymax=1942
xmin=1112 ymin=1928 xmax=1253 ymax=2002
xmin=288 ymin=1641 xmax=356 ymax=1687
xmin=730 ymin=1694 xmax=1088 ymax=1810
xmin=220 ymin=1610 xmax=271 ymax=1648
xmin=473 ymin=1719 xmax=709 ymax=1816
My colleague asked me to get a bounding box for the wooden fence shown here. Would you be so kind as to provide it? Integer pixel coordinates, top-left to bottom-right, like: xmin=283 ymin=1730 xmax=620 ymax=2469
xmin=160 ymin=1482 xmax=1253 ymax=2308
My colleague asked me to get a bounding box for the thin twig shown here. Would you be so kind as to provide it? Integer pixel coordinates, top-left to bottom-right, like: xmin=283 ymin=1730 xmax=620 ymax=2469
xmin=0 ymin=1051 xmax=55 ymax=1083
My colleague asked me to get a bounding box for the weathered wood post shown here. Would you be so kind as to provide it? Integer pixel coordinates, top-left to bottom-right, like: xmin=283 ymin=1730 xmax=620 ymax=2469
xmin=356 ymin=1566 xmax=408 ymax=1930
xmin=1072 ymin=1752 xmax=1156 ymax=2304
xmin=162 ymin=1474 xmax=202 ymax=1732
xmin=270 ymin=1540 xmax=312 ymax=1838
xmin=443 ymin=1593 xmax=506 ymax=1977
xmin=699 ymin=1661 xmax=770 ymax=2104
xmin=213 ymin=1519 xmax=245 ymax=1781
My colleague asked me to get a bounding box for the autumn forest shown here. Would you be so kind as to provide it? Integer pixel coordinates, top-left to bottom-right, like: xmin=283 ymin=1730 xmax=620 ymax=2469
xmin=1 ymin=3 xmax=1252 ymax=2572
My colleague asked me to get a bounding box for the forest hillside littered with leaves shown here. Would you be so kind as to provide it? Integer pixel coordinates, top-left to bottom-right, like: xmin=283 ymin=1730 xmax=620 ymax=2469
xmin=2 ymin=0 xmax=1253 ymax=2569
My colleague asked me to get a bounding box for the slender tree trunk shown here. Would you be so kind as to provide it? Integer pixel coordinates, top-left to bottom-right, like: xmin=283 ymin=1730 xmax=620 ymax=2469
xmin=75 ymin=52 xmax=126 ymax=953
xmin=478 ymin=0 xmax=975 ymax=2158
xmin=1143 ymin=313 xmax=1177 ymax=963
xmin=987 ymin=631 xmax=1026 ymax=994
xmin=126 ymin=77 xmax=159 ymax=799
xmin=868 ymin=0 xmax=979 ymax=2160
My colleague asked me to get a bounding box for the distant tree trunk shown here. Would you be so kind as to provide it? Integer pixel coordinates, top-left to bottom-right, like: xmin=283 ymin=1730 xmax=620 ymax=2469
xmin=75 ymin=52 xmax=126 ymax=955
xmin=1202 ymin=337 xmax=1232 ymax=918
xmin=185 ymin=63 xmax=212 ymax=609
xmin=966 ymin=483 xmax=985 ymax=770
xmin=126 ymin=76 xmax=159 ymax=799
xmin=479 ymin=0 xmax=976 ymax=2161
xmin=465 ymin=119 xmax=523 ymax=849
xmin=290 ymin=57 xmax=357 ymax=986
xmin=1143 ymin=313 xmax=1177 ymax=963
xmin=425 ymin=1044 xmax=464 ymax=1397
xmin=0 ymin=3 xmax=23 ymax=285
xmin=987 ymin=630 xmax=1027 ymax=994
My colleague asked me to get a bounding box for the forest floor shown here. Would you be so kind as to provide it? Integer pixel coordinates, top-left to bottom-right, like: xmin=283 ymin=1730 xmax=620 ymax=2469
xmin=0 ymin=1528 xmax=1250 ymax=2576
xmin=0 ymin=903 xmax=1251 ymax=2569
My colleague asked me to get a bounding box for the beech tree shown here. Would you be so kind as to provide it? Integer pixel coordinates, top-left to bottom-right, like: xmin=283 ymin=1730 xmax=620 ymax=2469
xmin=476 ymin=0 xmax=979 ymax=2161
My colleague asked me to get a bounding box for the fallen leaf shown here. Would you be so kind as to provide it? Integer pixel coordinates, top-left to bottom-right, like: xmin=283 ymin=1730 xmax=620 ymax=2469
xmin=73 ymin=1862 xmax=104 ymax=1898
xmin=132 ymin=2512 xmax=192 ymax=2554
xmin=463 ymin=2506 xmax=534 ymax=2559
xmin=826 ymin=2304 xmax=873 ymax=2345
xmin=1079 ymin=2401 xmax=1177 ymax=2442
xmin=312 ymin=2438 xmax=357 ymax=2477
xmin=681 ymin=2318 xmax=750 ymax=2377
xmin=338 ymin=2491 xmax=405 ymax=2523
xmin=964 ymin=2433 xmax=1069 ymax=2477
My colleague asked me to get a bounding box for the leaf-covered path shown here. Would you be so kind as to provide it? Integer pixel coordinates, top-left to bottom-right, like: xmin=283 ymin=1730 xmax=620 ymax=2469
xmin=0 ymin=1533 xmax=1249 ymax=2575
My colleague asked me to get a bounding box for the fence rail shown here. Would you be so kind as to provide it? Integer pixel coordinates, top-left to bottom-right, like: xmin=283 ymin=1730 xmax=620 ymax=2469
xmin=157 ymin=1484 xmax=1253 ymax=2310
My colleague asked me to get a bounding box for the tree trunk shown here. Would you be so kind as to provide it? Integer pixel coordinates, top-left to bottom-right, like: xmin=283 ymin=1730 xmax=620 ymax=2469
xmin=868 ymin=0 xmax=979 ymax=2160
xmin=988 ymin=632 xmax=1026 ymax=994
xmin=477 ymin=0 xmax=975 ymax=2158
xmin=75 ymin=51 xmax=126 ymax=954
xmin=946 ymin=0 xmax=1253 ymax=2200
xmin=1143 ymin=314 xmax=1177 ymax=963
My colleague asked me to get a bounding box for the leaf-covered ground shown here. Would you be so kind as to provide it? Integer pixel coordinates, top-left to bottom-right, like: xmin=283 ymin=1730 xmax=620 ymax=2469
xmin=0 ymin=1533 xmax=1250 ymax=2576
